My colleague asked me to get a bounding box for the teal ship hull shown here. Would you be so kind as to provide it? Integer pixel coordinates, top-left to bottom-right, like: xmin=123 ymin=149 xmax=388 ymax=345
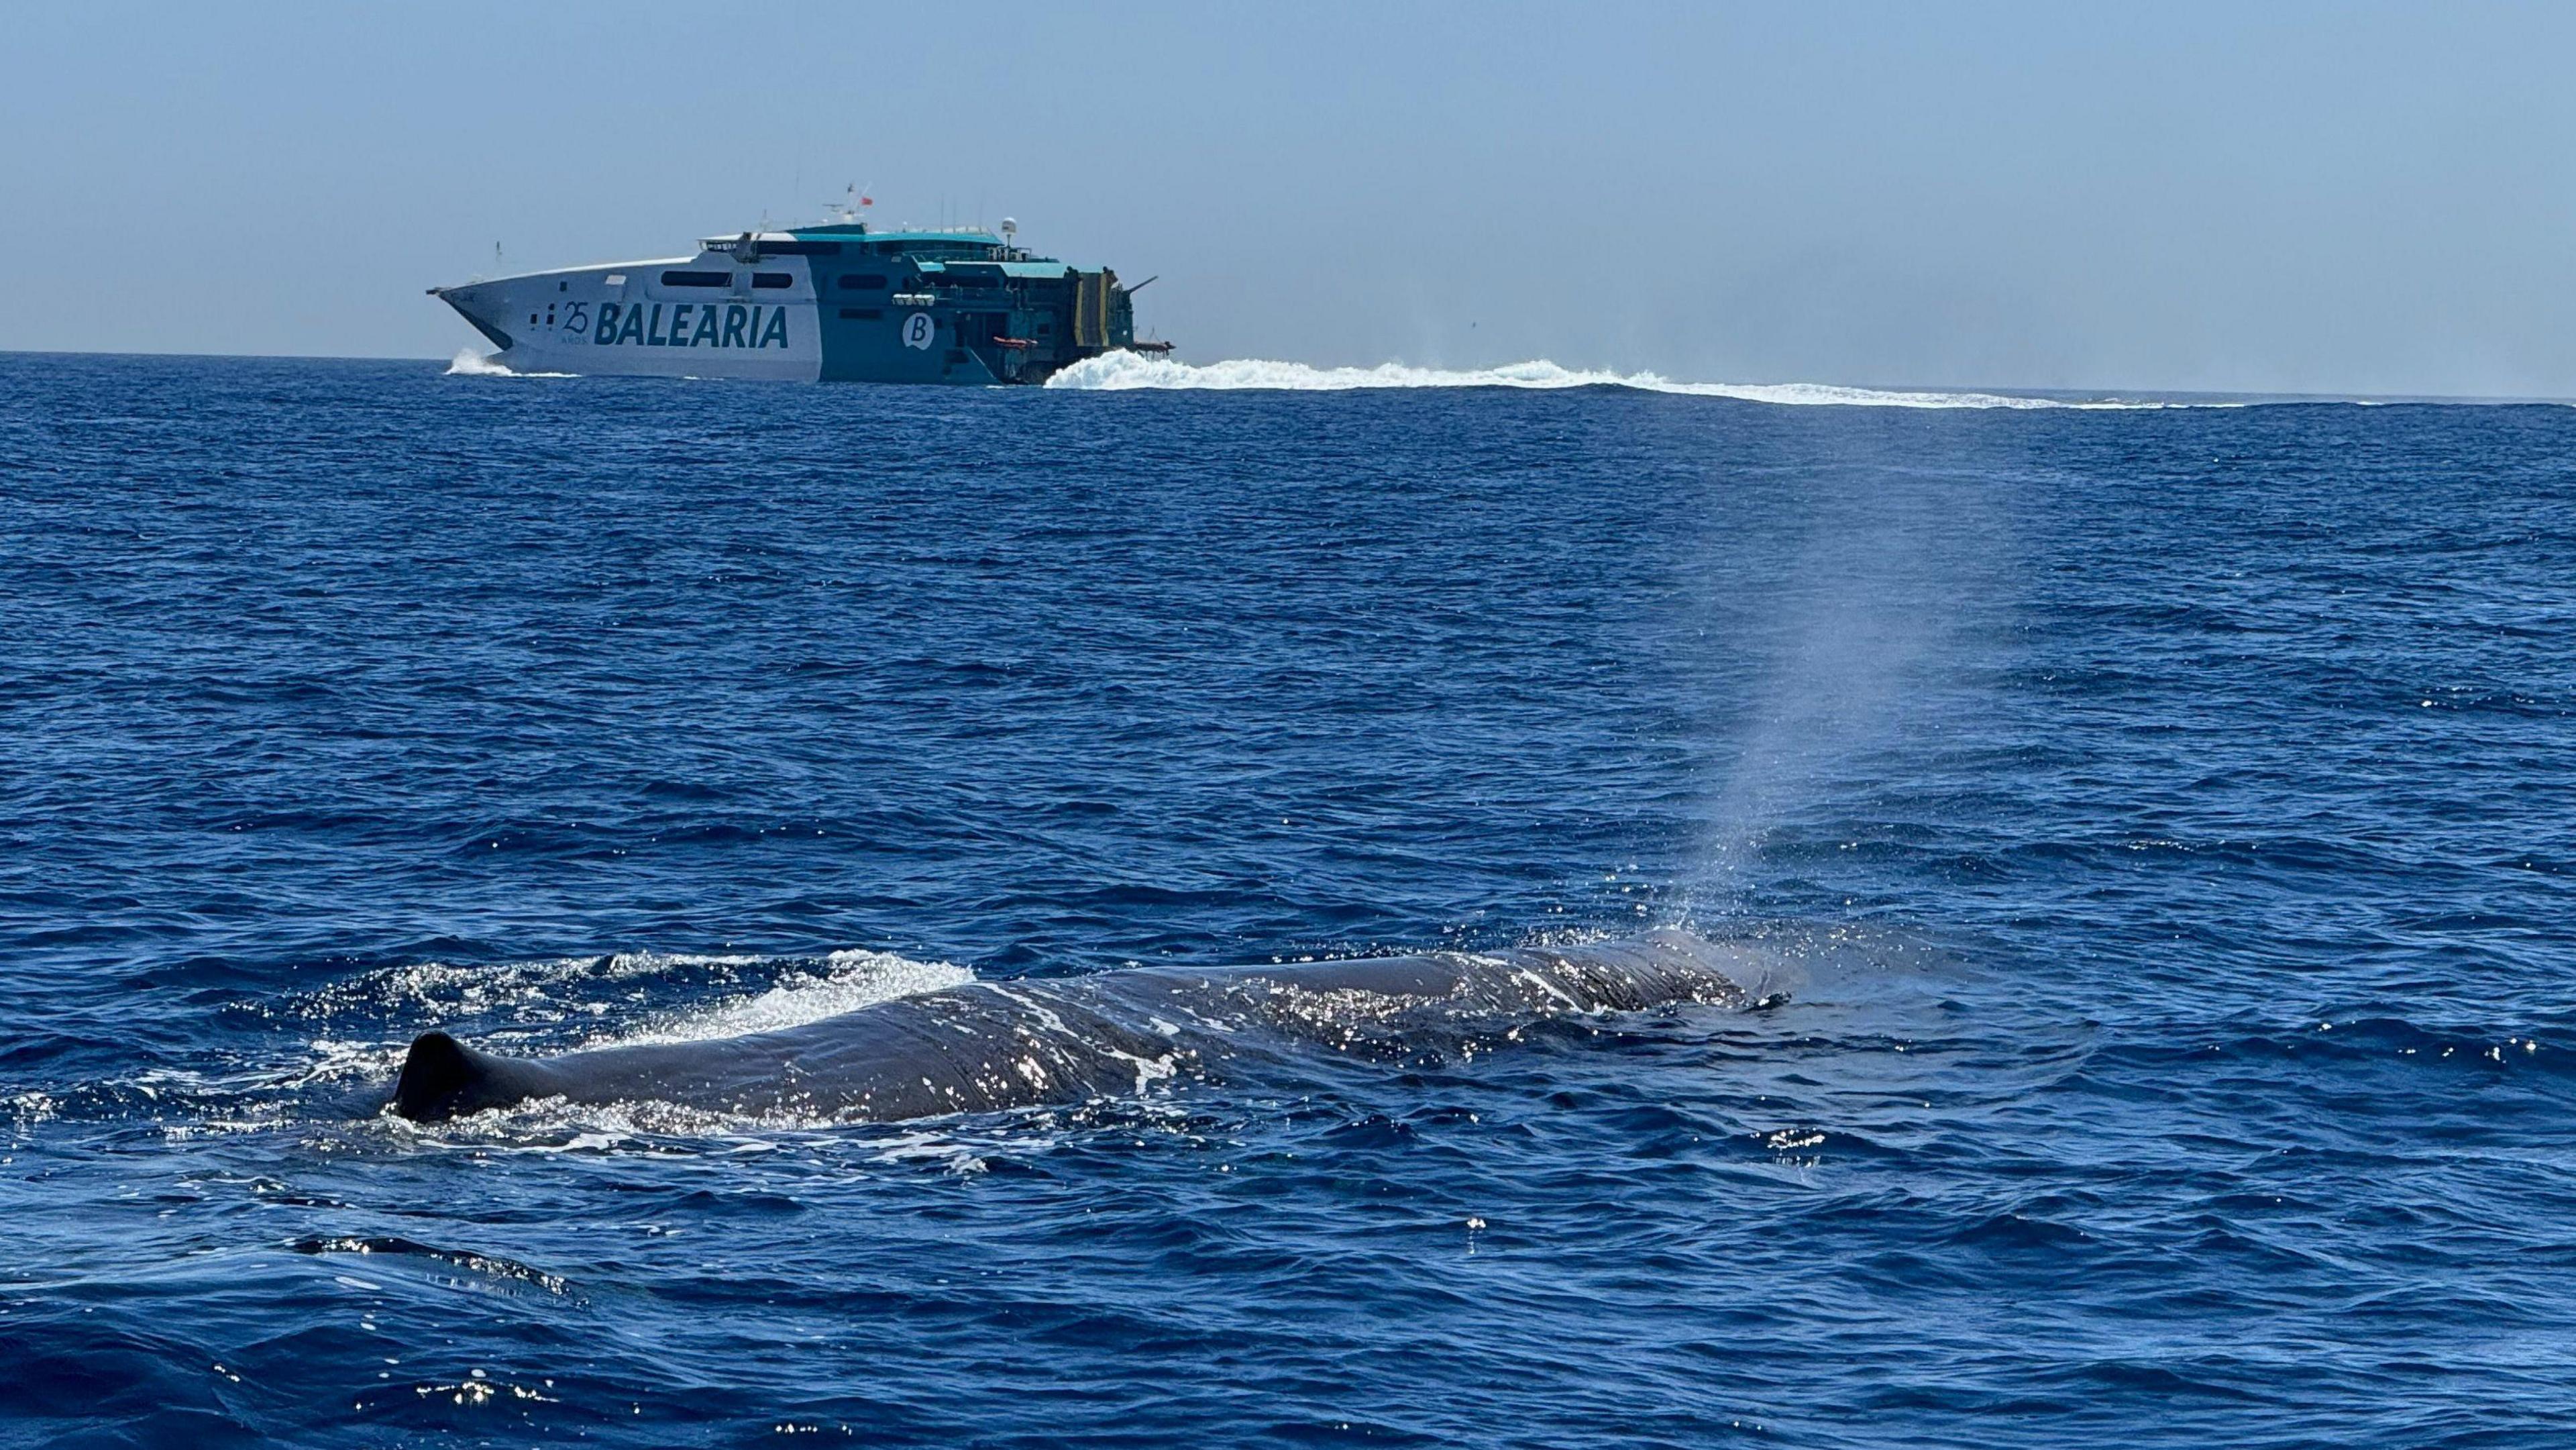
xmin=431 ymin=223 xmax=1161 ymax=384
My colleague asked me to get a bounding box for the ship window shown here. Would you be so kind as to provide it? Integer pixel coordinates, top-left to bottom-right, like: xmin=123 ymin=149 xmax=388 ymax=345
xmin=752 ymin=272 xmax=794 ymax=290
xmin=557 ymin=281 xmax=568 ymax=292
xmin=838 ymin=307 xmax=883 ymax=321
xmin=661 ymin=270 xmax=728 ymax=287
xmin=838 ymin=274 xmax=889 ymax=291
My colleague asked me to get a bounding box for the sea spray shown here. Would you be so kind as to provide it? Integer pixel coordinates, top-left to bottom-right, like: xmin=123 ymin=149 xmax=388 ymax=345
xmin=1045 ymin=351 xmax=2191 ymax=409
xmin=445 ymin=348 xmax=513 ymax=376
xmin=1688 ymin=466 xmax=2012 ymax=910
xmin=443 ymin=348 xmax=575 ymax=378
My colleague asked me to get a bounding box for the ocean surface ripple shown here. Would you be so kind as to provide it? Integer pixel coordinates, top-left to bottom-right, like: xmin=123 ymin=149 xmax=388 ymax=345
xmin=3 ymin=354 xmax=2574 ymax=1447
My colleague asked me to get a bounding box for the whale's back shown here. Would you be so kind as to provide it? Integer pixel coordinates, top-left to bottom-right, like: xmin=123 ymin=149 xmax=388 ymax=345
xmin=384 ymin=930 xmax=1768 ymax=1125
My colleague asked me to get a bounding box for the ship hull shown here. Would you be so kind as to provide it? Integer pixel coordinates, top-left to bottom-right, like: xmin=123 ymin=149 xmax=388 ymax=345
xmin=437 ymin=254 xmax=878 ymax=383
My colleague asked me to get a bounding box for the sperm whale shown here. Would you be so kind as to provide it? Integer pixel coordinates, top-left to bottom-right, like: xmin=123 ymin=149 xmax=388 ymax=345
xmin=387 ymin=928 xmax=1767 ymax=1123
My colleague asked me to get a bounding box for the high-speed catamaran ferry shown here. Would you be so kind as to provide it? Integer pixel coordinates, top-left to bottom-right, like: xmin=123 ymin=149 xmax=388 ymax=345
xmin=430 ymin=217 xmax=1161 ymax=384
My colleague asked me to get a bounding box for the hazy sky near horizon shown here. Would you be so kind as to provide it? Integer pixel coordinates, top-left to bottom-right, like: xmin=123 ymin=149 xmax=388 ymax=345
xmin=6 ymin=2 xmax=2572 ymax=395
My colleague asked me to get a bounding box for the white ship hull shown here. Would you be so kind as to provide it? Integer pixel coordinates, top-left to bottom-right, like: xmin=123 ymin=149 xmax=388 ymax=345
xmin=433 ymin=251 xmax=824 ymax=381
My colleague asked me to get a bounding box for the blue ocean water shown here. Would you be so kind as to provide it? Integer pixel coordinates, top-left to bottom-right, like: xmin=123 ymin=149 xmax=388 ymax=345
xmin=4 ymin=352 xmax=2574 ymax=1447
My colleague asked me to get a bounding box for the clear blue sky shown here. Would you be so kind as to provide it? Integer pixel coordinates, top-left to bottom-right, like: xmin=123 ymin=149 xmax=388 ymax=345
xmin=5 ymin=2 xmax=2571 ymax=395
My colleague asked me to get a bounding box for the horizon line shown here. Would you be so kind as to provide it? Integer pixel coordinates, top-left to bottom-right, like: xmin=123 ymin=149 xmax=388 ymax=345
xmin=3 ymin=347 xmax=2570 ymax=408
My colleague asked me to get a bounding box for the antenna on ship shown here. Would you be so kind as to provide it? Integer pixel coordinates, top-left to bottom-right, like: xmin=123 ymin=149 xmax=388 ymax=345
xmin=825 ymin=183 xmax=874 ymax=227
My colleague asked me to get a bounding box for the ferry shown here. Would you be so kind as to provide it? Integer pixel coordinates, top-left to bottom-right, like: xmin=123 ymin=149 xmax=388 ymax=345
xmin=431 ymin=208 xmax=1163 ymax=384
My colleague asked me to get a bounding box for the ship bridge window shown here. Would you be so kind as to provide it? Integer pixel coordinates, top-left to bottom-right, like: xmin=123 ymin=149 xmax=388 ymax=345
xmin=752 ymin=272 xmax=794 ymax=290
xmin=837 ymin=274 xmax=890 ymax=291
xmin=661 ymin=270 xmax=729 ymax=288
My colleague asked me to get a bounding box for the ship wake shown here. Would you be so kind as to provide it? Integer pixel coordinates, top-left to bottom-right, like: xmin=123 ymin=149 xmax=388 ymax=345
xmin=1045 ymin=352 xmax=2206 ymax=409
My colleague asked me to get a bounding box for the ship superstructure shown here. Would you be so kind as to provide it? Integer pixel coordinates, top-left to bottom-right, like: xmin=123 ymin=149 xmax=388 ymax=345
xmin=431 ymin=219 xmax=1160 ymax=384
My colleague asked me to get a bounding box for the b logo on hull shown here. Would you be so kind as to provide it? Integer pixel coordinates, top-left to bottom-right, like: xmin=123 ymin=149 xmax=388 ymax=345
xmin=902 ymin=313 xmax=935 ymax=350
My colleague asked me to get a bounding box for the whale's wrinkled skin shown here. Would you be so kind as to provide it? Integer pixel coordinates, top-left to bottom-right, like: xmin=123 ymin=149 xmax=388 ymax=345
xmin=387 ymin=929 xmax=1770 ymax=1124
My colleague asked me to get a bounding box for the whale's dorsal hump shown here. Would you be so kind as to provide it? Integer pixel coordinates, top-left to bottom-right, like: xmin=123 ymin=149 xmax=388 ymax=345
xmin=391 ymin=1031 xmax=553 ymax=1123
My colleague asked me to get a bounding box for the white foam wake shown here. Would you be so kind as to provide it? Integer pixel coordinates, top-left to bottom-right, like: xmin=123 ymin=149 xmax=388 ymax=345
xmin=276 ymin=945 xmax=973 ymax=1092
xmin=1045 ymin=352 xmax=2188 ymax=409
xmin=592 ymin=949 xmax=973 ymax=1049
xmin=443 ymin=348 xmax=574 ymax=379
